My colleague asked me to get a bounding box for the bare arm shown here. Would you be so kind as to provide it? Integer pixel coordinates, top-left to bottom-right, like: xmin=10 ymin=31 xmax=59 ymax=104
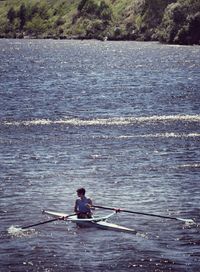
xmin=74 ymin=199 xmax=78 ymax=213
xmin=87 ymin=199 xmax=95 ymax=210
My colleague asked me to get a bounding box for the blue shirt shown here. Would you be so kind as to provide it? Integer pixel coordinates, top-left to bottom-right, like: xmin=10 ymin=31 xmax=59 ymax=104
xmin=75 ymin=197 xmax=91 ymax=213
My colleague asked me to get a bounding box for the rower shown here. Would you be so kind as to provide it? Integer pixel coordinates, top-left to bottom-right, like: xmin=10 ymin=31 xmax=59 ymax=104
xmin=74 ymin=187 xmax=94 ymax=219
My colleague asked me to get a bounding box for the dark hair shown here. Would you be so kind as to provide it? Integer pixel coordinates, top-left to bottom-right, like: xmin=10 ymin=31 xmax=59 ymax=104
xmin=77 ymin=187 xmax=86 ymax=195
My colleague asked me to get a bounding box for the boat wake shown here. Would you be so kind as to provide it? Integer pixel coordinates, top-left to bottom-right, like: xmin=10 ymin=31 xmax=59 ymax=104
xmin=112 ymin=133 xmax=200 ymax=139
xmin=136 ymin=232 xmax=149 ymax=239
xmin=2 ymin=114 xmax=200 ymax=127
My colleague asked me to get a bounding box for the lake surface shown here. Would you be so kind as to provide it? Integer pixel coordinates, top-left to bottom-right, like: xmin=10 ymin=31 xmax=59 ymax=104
xmin=0 ymin=39 xmax=200 ymax=272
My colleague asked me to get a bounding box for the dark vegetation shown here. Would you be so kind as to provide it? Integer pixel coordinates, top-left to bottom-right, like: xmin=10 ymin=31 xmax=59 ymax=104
xmin=0 ymin=0 xmax=199 ymax=44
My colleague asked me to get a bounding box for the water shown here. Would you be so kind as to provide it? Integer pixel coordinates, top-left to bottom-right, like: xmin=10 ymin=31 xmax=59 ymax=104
xmin=0 ymin=39 xmax=200 ymax=272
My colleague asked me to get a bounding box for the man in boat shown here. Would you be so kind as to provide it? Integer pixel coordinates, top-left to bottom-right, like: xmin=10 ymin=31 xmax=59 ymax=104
xmin=74 ymin=187 xmax=93 ymax=219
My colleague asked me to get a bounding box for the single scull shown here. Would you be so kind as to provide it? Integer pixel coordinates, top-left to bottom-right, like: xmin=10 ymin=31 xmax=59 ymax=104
xmin=43 ymin=210 xmax=137 ymax=234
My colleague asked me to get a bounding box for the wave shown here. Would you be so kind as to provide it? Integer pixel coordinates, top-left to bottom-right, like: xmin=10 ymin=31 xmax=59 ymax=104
xmin=115 ymin=133 xmax=200 ymax=139
xmin=2 ymin=114 xmax=200 ymax=127
xmin=178 ymin=163 xmax=200 ymax=168
xmin=0 ymin=133 xmax=199 ymax=145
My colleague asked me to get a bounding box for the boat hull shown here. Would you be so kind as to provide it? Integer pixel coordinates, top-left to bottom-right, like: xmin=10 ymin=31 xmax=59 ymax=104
xmin=94 ymin=221 xmax=137 ymax=234
xmin=43 ymin=210 xmax=137 ymax=234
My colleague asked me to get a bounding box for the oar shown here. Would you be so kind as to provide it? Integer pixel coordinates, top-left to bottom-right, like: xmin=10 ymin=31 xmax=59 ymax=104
xmin=92 ymin=205 xmax=195 ymax=224
xmin=21 ymin=213 xmax=76 ymax=229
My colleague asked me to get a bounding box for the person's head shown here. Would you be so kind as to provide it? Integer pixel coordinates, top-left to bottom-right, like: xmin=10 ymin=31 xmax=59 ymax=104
xmin=76 ymin=187 xmax=86 ymax=197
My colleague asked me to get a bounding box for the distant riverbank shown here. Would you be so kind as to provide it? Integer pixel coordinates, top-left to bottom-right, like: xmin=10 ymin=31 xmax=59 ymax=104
xmin=0 ymin=0 xmax=199 ymax=45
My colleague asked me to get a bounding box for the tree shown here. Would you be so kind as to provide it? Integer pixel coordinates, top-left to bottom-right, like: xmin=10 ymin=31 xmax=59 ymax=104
xmin=187 ymin=12 xmax=200 ymax=44
xmin=158 ymin=0 xmax=200 ymax=44
xmin=177 ymin=12 xmax=200 ymax=44
xmin=78 ymin=0 xmax=87 ymax=12
xmin=7 ymin=7 xmax=16 ymax=24
xmin=19 ymin=3 xmax=27 ymax=30
xmin=98 ymin=1 xmax=112 ymax=21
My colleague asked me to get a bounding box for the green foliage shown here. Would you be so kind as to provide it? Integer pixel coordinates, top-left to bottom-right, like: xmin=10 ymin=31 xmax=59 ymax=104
xmin=1 ymin=0 xmax=58 ymax=37
xmin=77 ymin=0 xmax=112 ymax=21
xmin=82 ymin=0 xmax=99 ymax=16
xmin=86 ymin=18 xmax=105 ymax=37
xmin=130 ymin=0 xmax=175 ymax=36
xmin=98 ymin=1 xmax=112 ymax=20
xmin=25 ymin=16 xmax=48 ymax=36
xmin=78 ymin=0 xmax=87 ymax=12
xmin=0 ymin=0 xmax=199 ymax=44
xmin=158 ymin=0 xmax=200 ymax=44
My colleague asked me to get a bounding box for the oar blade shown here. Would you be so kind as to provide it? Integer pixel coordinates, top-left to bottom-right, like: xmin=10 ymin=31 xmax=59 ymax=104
xmin=176 ymin=217 xmax=195 ymax=225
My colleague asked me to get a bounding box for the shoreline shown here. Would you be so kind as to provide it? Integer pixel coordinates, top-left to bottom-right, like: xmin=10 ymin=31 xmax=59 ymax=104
xmin=0 ymin=34 xmax=199 ymax=46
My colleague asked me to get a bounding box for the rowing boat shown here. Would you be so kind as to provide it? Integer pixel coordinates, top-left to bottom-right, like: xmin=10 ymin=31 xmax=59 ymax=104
xmin=43 ymin=210 xmax=137 ymax=233
xmin=43 ymin=210 xmax=137 ymax=234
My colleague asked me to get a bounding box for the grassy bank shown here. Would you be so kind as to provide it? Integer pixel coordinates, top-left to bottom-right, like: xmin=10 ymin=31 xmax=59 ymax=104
xmin=0 ymin=0 xmax=199 ymax=44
